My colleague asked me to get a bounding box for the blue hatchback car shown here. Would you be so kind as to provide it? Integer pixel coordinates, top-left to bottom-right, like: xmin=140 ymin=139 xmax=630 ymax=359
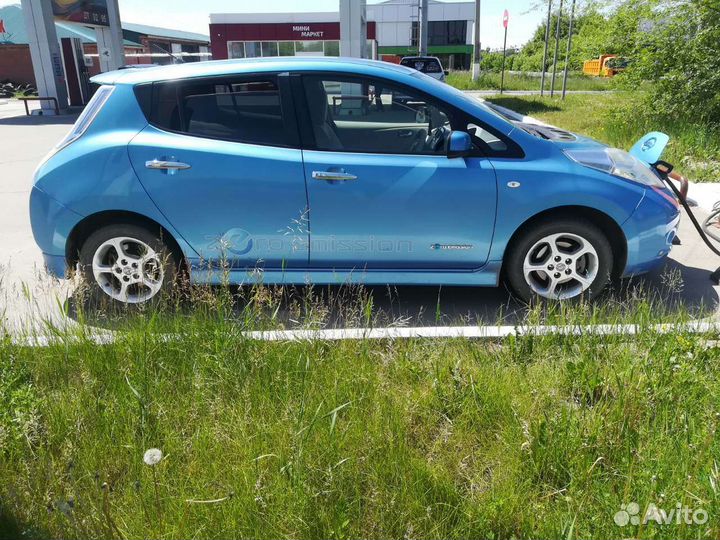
xmin=30 ymin=57 xmax=680 ymax=305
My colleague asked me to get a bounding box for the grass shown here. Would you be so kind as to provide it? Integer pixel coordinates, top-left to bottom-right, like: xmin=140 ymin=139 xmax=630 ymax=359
xmin=483 ymin=92 xmax=720 ymax=182
xmin=1 ymin=280 xmax=720 ymax=539
xmin=446 ymin=70 xmax=612 ymax=92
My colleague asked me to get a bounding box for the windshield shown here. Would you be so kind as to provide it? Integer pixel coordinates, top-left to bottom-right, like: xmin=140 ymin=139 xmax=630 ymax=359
xmin=408 ymin=71 xmax=513 ymax=125
xmin=401 ymin=57 xmax=442 ymax=73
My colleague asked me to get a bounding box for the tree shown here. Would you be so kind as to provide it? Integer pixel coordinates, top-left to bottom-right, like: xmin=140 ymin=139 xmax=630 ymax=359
xmin=513 ymin=4 xmax=608 ymax=72
xmin=618 ymin=0 xmax=720 ymax=123
xmin=514 ymin=0 xmax=720 ymax=123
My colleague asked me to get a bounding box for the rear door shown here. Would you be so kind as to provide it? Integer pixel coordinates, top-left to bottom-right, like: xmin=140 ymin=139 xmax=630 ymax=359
xmin=128 ymin=74 xmax=309 ymax=269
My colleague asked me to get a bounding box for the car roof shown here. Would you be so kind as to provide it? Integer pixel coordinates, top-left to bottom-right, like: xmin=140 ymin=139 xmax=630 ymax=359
xmin=91 ymin=56 xmax=418 ymax=85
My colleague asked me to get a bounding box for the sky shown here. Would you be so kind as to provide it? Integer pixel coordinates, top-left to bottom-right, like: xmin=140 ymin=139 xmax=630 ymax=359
xmin=0 ymin=0 xmax=545 ymax=49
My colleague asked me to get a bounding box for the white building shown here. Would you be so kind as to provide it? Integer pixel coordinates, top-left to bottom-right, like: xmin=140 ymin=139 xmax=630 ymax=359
xmin=369 ymin=0 xmax=475 ymax=68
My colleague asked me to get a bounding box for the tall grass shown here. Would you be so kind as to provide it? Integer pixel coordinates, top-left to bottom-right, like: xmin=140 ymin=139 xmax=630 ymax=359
xmin=485 ymin=92 xmax=720 ymax=182
xmin=446 ymin=70 xmax=612 ymax=92
xmin=1 ymin=276 xmax=719 ymax=539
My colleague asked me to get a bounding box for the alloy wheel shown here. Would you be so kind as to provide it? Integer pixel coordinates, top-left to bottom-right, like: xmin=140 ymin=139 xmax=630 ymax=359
xmin=522 ymin=232 xmax=599 ymax=300
xmin=91 ymin=236 xmax=164 ymax=303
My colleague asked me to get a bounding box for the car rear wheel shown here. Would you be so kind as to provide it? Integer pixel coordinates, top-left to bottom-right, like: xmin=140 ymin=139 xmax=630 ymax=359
xmin=79 ymin=224 xmax=176 ymax=306
xmin=504 ymin=218 xmax=613 ymax=303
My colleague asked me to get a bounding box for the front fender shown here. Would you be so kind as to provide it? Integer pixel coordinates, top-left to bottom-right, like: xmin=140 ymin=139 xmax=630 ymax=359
xmin=487 ymin=153 xmax=644 ymax=262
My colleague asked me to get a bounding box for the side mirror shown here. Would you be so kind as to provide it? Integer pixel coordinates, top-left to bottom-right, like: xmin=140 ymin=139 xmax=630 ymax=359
xmin=447 ymin=131 xmax=472 ymax=159
xmin=443 ymin=70 xmax=449 ymax=76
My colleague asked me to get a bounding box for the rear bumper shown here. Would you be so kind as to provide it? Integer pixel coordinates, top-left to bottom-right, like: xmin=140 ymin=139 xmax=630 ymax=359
xmin=29 ymin=186 xmax=82 ymax=279
xmin=42 ymin=253 xmax=68 ymax=278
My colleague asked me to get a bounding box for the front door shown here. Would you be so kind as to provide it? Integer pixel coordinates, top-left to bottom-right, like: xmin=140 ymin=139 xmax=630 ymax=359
xmin=298 ymin=74 xmax=497 ymax=270
xmin=128 ymin=74 xmax=309 ymax=269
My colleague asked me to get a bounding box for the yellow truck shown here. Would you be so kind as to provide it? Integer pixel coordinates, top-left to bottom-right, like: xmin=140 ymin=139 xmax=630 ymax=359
xmin=583 ymin=54 xmax=625 ymax=77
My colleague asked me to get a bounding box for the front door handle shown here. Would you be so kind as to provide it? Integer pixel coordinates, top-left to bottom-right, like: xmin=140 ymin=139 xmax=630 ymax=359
xmin=312 ymin=170 xmax=357 ymax=182
xmin=145 ymin=159 xmax=191 ymax=171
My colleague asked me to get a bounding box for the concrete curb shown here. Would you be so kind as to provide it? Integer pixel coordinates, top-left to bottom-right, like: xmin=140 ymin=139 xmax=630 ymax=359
xmin=10 ymin=319 xmax=720 ymax=347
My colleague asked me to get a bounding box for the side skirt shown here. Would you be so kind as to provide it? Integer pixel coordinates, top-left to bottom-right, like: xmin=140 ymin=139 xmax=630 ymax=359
xmin=188 ymin=261 xmax=503 ymax=287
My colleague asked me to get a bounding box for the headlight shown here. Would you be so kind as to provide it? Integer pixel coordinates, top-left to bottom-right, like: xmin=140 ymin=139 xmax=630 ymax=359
xmin=563 ymin=147 xmax=665 ymax=188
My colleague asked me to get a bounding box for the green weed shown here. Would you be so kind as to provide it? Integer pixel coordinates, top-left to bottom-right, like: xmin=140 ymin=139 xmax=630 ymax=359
xmin=0 ymin=281 xmax=718 ymax=539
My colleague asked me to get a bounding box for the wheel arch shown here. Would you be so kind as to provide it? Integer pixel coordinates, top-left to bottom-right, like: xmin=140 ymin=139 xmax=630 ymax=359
xmin=66 ymin=210 xmax=186 ymax=268
xmin=502 ymin=205 xmax=628 ymax=279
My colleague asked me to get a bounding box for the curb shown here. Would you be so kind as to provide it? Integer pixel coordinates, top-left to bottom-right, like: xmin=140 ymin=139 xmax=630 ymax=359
xmin=11 ymin=319 xmax=720 ymax=346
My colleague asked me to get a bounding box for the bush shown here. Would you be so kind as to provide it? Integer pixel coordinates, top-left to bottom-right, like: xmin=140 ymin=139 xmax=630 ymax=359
xmin=0 ymin=80 xmax=37 ymax=98
xmin=619 ymin=0 xmax=720 ymax=126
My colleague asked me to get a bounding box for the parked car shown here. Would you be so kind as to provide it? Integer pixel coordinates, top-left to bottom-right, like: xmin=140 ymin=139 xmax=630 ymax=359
xmin=30 ymin=57 xmax=679 ymax=305
xmin=400 ymin=56 xmax=448 ymax=82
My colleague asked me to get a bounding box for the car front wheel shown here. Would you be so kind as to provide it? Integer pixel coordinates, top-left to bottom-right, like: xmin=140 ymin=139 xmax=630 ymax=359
xmin=504 ymin=218 xmax=614 ymax=303
xmin=79 ymin=224 xmax=176 ymax=306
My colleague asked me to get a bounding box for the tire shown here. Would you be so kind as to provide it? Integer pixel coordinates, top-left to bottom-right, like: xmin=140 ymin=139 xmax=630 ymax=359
xmin=504 ymin=217 xmax=614 ymax=303
xmin=78 ymin=224 xmax=177 ymax=306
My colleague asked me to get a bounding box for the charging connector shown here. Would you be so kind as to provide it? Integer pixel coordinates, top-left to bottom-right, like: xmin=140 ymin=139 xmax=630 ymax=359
xmin=653 ymin=160 xmax=720 ymax=284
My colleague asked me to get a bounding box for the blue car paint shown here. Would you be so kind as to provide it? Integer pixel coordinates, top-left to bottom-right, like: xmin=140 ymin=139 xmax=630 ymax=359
xmin=29 ymin=185 xmax=83 ymax=276
xmin=29 ymin=83 xmax=197 ymax=272
xmin=302 ymin=149 xmax=497 ymax=269
xmin=621 ymin=187 xmax=680 ymax=275
xmin=29 ymin=57 xmax=679 ymax=287
xmin=629 ymin=131 xmax=670 ymax=166
xmin=128 ymin=125 xmax=310 ymax=267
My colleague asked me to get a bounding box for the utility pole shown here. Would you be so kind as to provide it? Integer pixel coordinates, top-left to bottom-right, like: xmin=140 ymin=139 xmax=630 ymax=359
xmin=96 ymin=0 xmax=125 ymax=71
xmin=549 ymin=0 xmax=563 ymax=97
xmin=418 ymin=0 xmax=428 ymax=56
xmin=561 ymin=0 xmax=576 ymax=99
xmin=472 ymin=0 xmax=481 ymax=80
xmin=500 ymin=10 xmax=509 ymax=94
xmin=540 ymin=0 xmax=552 ymax=95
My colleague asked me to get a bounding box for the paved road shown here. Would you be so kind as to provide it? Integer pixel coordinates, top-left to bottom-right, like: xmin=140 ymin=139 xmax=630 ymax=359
xmin=1 ymin=98 xmax=719 ymax=334
xmin=0 ymin=100 xmax=78 ymax=333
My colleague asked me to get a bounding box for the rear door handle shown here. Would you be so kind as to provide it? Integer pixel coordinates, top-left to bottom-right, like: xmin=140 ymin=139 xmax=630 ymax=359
xmin=145 ymin=159 xmax=191 ymax=170
xmin=312 ymin=171 xmax=357 ymax=181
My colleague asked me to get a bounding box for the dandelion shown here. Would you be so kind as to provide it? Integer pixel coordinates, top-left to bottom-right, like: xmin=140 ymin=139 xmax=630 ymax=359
xmin=143 ymin=448 xmax=163 ymax=466
xmin=143 ymin=448 xmax=163 ymax=514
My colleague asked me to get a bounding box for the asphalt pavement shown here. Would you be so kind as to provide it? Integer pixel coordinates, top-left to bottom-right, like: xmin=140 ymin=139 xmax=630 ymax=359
xmin=1 ymin=97 xmax=719 ymax=335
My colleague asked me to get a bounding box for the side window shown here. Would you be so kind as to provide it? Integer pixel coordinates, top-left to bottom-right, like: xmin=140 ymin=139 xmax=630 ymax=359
xmin=150 ymin=76 xmax=291 ymax=147
xmin=302 ymin=75 xmax=453 ymax=155
xmin=467 ymin=122 xmax=508 ymax=153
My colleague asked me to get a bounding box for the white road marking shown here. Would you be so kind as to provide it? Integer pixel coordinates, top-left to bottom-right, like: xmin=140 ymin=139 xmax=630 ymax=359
xmin=11 ymin=319 xmax=720 ymax=347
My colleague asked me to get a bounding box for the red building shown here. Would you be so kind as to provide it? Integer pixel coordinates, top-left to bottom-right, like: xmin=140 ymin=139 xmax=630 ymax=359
xmin=210 ymin=13 xmax=377 ymax=60
xmin=0 ymin=3 xmax=209 ymax=102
